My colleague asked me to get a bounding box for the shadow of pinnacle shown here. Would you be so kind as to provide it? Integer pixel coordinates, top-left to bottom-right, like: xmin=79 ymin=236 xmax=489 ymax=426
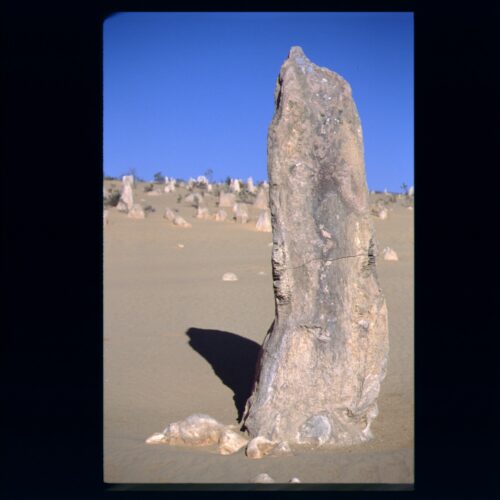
xmin=185 ymin=328 xmax=261 ymax=423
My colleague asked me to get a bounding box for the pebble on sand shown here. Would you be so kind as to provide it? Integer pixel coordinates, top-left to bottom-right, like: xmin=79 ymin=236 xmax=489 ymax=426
xmin=289 ymin=477 xmax=301 ymax=483
xmin=382 ymin=247 xmax=399 ymax=261
xmin=222 ymin=273 xmax=238 ymax=282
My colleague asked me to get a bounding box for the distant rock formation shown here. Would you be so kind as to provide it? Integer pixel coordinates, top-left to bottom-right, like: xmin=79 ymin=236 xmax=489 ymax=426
xmin=253 ymin=187 xmax=269 ymax=210
xmin=120 ymin=175 xmax=134 ymax=211
xmin=255 ymin=210 xmax=272 ymax=232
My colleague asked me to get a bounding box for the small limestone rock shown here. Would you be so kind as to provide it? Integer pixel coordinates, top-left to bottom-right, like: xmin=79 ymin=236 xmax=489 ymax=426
xmin=173 ymin=215 xmax=192 ymax=228
xmin=222 ymin=272 xmax=238 ymax=282
xmin=378 ymin=208 xmax=388 ymax=220
xmin=177 ymin=243 xmax=184 ymax=248
xmin=145 ymin=432 xmax=167 ymax=444
xmin=382 ymin=247 xmax=399 ymax=261
xmin=289 ymin=477 xmax=301 ymax=483
xmin=256 ymin=210 xmax=272 ymax=232
xmin=196 ymin=206 xmax=210 ymax=219
xmin=214 ymin=209 xmax=228 ymax=222
xmin=252 ymin=473 xmax=275 ymax=484
xmin=127 ymin=203 xmax=145 ymax=219
xmin=164 ymin=207 xmax=176 ymax=222
xmin=246 ymin=436 xmax=277 ymax=459
xmin=160 ymin=414 xmax=224 ymax=446
xmin=218 ymin=428 xmax=249 ymax=455
xmin=258 ymin=271 xmax=266 ymax=275
xmin=408 ymin=206 xmax=413 ymax=210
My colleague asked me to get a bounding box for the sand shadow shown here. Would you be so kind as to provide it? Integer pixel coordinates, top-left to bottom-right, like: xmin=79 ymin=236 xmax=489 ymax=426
xmin=186 ymin=328 xmax=261 ymax=423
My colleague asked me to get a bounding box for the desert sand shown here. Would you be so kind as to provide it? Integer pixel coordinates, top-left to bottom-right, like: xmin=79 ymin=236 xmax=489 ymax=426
xmin=103 ymin=181 xmax=413 ymax=485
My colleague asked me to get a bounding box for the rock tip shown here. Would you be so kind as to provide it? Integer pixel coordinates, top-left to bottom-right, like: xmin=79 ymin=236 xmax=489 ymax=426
xmin=288 ymin=45 xmax=305 ymax=58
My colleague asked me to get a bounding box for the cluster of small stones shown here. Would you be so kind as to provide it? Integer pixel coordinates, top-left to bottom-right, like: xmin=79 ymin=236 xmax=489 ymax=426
xmin=164 ymin=207 xmax=192 ymax=228
xmin=105 ymin=171 xmax=277 ymax=231
xmin=145 ymin=414 xmax=295 ymax=460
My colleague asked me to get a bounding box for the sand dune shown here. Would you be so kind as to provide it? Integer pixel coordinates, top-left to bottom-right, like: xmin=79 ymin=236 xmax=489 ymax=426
xmin=104 ymin=181 xmax=413 ymax=484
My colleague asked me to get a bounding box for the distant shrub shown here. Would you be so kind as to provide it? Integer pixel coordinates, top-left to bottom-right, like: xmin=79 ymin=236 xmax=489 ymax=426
xmin=144 ymin=205 xmax=155 ymax=214
xmin=144 ymin=184 xmax=154 ymax=192
xmin=153 ymin=171 xmax=163 ymax=184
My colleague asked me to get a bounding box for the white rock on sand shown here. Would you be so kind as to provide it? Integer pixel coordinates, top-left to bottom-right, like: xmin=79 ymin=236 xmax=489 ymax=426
xmin=173 ymin=215 xmax=192 ymax=228
xmin=289 ymin=477 xmax=301 ymax=483
xmin=252 ymin=473 xmax=275 ymax=484
xmin=383 ymin=247 xmax=399 ymax=261
xmin=164 ymin=207 xmax=176 ymax=222
xmin=218 ymin=428 xmax=249 ymax=455
xmin=378 ymin=208 xmax=388 ymax=220
xmin=222 ymin=273 xmax=238 ymax=282
xmin=245 ymin=436 xmax=277 ymax=459
xmin=146 ymin=414 xmax=224 ymax=447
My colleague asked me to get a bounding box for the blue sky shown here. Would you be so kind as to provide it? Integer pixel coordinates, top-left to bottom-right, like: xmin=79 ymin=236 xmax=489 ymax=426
xmin=104 ymin=12 xmax=413 ymax=191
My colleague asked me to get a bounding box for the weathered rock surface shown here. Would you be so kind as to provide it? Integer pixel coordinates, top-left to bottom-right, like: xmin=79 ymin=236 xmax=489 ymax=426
xmin=120 ymin=175 xmax=134 ymax=211
xmin=242 ymin=46 xmax=389 ymax=448
xmin=218 ymin=428 xmax=249 ymax=455
xmin=245 ymin=436 xmax=277 ymax=459
xmin=127 ymin=203 xmax=145 ymax=219
xmin=256 ymin=210 xmax=272 ymax=232
xmin=145 ymin=414 xmax=223 ymax=447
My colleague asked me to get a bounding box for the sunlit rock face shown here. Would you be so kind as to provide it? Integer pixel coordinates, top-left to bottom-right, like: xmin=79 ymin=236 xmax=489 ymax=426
xmin=242 ymin=46 xmax=389 ymax=448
